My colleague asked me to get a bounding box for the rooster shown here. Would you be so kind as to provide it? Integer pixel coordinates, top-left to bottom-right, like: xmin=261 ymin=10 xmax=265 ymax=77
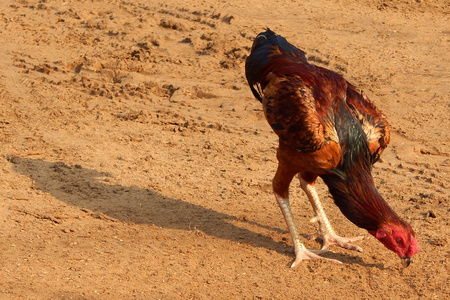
xmin=245 ymin=29 xmax=418 ymax=267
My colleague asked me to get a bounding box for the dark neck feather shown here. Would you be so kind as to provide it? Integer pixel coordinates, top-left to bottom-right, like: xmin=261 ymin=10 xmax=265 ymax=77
xmin=320 ymin=104 xmax=400 ymax=231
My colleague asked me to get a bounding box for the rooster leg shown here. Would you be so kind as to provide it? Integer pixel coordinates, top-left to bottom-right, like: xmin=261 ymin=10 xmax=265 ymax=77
xmin=299 ymin=176 xmax=364 ymax=252
xmin=273 ymin=166 xmax=342 ymax=267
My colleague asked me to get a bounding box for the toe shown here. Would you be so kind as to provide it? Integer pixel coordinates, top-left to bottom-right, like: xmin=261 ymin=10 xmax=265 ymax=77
xmin=322 ymin=234 xmax=364 ymax=252
xmin=291 ymin=248 xmax=342 ymax=267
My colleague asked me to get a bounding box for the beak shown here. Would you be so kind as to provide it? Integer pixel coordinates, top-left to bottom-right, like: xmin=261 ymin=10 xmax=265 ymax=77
xmin=401 ymin=257 xmax=412 ymax=267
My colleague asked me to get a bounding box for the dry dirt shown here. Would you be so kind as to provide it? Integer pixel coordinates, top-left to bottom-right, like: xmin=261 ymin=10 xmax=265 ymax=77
xmin=0 ymin=0 xmax=449 ymax=299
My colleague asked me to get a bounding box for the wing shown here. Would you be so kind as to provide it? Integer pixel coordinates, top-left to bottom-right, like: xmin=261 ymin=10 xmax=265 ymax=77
xmin=345 ymin=84 xmax=390 ymax=163
xmin=262 ymin=73 xmax=338 ymax=152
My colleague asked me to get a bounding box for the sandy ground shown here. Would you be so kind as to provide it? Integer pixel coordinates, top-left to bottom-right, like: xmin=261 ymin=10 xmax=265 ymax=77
xmin=0 ymin=0 xmax=449 ymax=298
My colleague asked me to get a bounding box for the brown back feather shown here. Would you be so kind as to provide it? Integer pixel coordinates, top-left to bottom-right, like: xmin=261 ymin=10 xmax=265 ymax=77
xmin=262 ymin=73 xmax=340 ymax=153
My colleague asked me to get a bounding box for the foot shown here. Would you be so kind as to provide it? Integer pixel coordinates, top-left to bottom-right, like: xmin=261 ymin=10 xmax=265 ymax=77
xmin=291 ymin=247 xmax=342 ymax=268
xmin=309 ymin=228 xmax=364 ymax=252
xmin=300 ymin=180 xmax=363 ymax=253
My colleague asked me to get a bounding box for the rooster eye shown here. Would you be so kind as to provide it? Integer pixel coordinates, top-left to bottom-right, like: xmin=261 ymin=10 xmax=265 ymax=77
xmin=396 ymin=238 xmax=403 ymax=244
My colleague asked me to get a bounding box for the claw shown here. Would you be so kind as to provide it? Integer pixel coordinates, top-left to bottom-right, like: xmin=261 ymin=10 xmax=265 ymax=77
xmin=309 ymin=216 xmax=318 ymax=223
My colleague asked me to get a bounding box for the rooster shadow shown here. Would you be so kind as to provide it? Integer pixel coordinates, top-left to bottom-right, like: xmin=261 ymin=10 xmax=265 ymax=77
xmin=9 ymin=156 xmax=383 ymax=269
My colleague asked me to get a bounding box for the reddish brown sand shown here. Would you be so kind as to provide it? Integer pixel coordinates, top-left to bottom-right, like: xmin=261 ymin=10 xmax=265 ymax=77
xmin=0 ymin=0 xmax=449 ymax=299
